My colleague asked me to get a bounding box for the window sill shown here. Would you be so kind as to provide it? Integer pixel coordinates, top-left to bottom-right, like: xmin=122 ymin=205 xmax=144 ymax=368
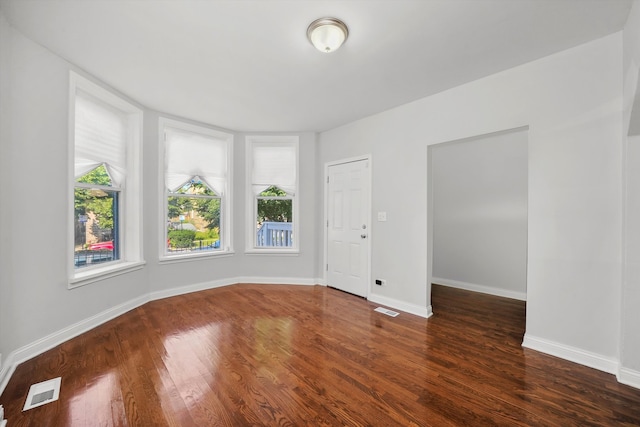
xmin=244 ymin=249 xmax=300 ymax=256
xmin=69 ymin=260 xmax=146 ymax=289
xmin=159 ymin=250 xmax=235 ymax=264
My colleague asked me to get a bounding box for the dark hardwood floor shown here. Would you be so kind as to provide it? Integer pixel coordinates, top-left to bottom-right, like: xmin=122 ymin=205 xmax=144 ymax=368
xmin=1 ymin=283 xmax=639 ymax=426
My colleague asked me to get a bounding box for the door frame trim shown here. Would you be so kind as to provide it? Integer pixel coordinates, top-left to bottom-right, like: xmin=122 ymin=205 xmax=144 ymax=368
xmin=323 ymin=155 xmax=372 ymax=298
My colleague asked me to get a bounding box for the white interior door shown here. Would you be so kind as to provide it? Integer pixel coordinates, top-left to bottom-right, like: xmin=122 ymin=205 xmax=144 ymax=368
xmin=326 ymin=159 xmax=370 ymax=297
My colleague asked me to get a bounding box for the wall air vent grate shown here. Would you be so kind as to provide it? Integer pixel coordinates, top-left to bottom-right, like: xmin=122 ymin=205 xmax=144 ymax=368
xmin=374 ymin=307 xmax=399 ymax=317
xmin=23 ymin=377 xmax=61 ymax=411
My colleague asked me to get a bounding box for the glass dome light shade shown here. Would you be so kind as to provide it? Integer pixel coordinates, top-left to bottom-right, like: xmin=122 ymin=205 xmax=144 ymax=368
xmin=307 ymin=18 xmax=349 ymax=53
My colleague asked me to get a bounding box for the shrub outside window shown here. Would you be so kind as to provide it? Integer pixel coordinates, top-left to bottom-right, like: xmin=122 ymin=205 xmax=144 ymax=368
xmin=167 ymin=180 xmax=221 ymax=253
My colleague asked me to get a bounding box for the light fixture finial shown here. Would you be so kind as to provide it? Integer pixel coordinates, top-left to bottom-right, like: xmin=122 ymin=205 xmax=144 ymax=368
xmin=307 ymin=17 xmax=349 ymax=53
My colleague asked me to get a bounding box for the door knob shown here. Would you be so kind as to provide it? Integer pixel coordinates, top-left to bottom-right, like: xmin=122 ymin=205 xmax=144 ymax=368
xmin=361 ymin=234 xmax=367 ymax=239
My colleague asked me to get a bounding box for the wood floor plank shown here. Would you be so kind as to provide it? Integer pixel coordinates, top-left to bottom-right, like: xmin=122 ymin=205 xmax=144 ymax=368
xmin=2 ymin=283 xmax=640 ymax=426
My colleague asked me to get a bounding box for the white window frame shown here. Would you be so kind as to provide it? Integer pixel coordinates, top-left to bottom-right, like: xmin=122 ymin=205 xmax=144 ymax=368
xmin=68 ymin=72 xmax=144 ymax=288
xmin=245 ymin=136 xmax=299 ymax=254
xmin=159 ymin=118 xmax=234 ymax=263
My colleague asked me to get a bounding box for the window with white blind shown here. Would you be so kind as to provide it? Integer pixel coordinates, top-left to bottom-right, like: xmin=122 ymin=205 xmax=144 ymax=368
xmin=70 ymin=72 xmax=143 ymax=287
xmin=246 ymin=136 xmax=299 ymax=252
xmin=160 ymin=118 xmax=233 ymax=260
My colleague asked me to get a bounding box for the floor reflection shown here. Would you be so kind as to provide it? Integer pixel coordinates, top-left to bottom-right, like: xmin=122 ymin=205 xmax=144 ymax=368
xmin=161 ymin=324 xmax=221 ymax=406
xmin=66 ymin=371 xmax=122 ymax=426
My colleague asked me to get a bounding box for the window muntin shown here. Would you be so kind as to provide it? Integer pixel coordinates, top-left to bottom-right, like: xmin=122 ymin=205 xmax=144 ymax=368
xmin=161 ymin=120 xmax=232 ymax=259
xmin=247 ymin=137 xmax=298 ymax=251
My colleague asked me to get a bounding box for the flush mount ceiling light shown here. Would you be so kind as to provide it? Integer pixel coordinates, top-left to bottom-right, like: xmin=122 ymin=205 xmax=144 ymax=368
xmin=307 ymin=17 xmax=349 ymax=53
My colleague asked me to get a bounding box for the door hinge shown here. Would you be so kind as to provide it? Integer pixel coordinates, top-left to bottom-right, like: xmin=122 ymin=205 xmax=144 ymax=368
xmin=326 ymin=220 xmax=329 ymax=227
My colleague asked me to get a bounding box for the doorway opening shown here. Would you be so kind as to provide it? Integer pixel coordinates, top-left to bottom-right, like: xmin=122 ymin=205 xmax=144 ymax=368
xmin=428 ymin=127 xmax=529 ymax=316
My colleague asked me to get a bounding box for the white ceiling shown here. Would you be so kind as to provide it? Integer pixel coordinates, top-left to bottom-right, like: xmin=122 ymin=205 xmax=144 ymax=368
xmin=0 ymin=0 xmax=633 ymax=132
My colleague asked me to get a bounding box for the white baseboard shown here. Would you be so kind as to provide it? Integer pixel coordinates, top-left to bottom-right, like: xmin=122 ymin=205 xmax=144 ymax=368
xmin=522 ymin=334 xmax=618 ymax=374
xmin=0 ymin=293 xmax=149 ymax=396
xmin=150 ymin=276 xmax=320 ymax=302
xmin=431 ymin=277 xmax=527 ymax=301
xmin=368 ymin=293 xmax=433 ymax=319
xmin=618 ymin=367 xmax=640 ymax=389
xmin=0 ymin=353 xmax=16 ymax=399
xmin=150 ymin=277 xmax=236 ymax=301
xmin=3 ymin=277 xmax=635 ymax=397
xmin=235 ymin=276 xmax=320 ymax=286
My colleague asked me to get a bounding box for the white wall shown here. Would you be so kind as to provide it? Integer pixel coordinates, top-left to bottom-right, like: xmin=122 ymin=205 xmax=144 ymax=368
xmin=0 ymin=17 xmax=150 ymax=371
xmin=431 ymin=129 xmax=528 ymax=300
xmin=319 ymin=33 xmax=623 ymax=371
xmin=0 ymin=16 xmax=319 ymax=390
xmin=623 ymin=136 xmax=640 ymax=384
xmin=0 ymin=11 xmax=11 ymax=367
xmin=621 ymin=0 xmax=640 ymax=387
xmin=624 ymin=1 xmax=640 ymax=136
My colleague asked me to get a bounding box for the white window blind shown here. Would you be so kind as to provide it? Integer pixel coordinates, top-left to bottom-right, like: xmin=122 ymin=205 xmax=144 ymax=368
xmin=251 ymin=144 xmax=296 ymax=195
xmin=165 ymin=128 xmax=228 ymax=195
xmin=74 ymin=89 xmax=127 ymax=186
